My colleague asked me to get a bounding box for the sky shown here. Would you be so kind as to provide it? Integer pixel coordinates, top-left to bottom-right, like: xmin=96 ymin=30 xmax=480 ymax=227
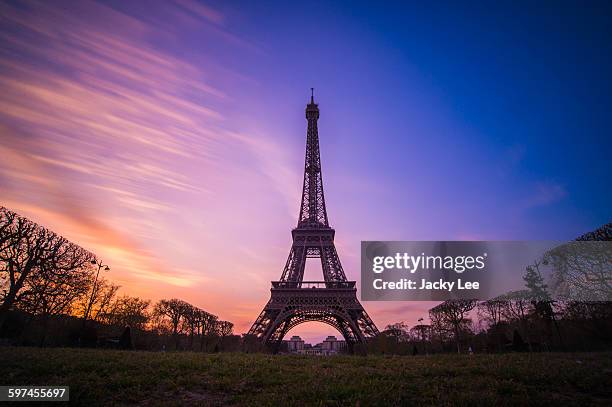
xmin=1 ymin=0 xmax=611 ymax=344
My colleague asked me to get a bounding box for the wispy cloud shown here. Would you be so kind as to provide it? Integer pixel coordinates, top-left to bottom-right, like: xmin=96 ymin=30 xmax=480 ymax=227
xmin=0 ymin=0 xmax=273 ymax=306
xmin=522 ymin=182 xmax=567 ymax=209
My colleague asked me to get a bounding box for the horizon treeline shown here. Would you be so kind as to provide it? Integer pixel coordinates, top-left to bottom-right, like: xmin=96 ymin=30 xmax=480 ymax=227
xmin=1 ymin=205 xmax=610 ymax=354
xmin=0 ymin=206 xmax=236 ymax=351
xmin=374 ymin=223 xmax=612 ymax=355
xmin=374 ymin=296 xmax=611 ymax=355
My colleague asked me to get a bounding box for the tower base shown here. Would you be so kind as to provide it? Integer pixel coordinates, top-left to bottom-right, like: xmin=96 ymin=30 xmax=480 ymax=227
xmin=248 ymin=281 xmax=379 ymax=352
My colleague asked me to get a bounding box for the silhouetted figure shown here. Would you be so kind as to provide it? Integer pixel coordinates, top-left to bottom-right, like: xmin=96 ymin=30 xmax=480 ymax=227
xmin=412 ymin=345 xmax=418 ymax=355
xmin=118 ymin=326 xmax=133 ymax=350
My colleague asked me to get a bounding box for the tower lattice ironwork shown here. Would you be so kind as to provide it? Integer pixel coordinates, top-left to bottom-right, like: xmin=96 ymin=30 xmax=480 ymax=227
xmin=248 ymin=90 xmax=379 ymax=351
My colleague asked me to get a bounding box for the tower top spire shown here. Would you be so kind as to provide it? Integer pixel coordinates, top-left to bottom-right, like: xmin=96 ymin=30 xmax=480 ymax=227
xmin=306 ymin=88 xmax=319 ymax=117
xmin=301 ymin=90 xmax=325 ymax=226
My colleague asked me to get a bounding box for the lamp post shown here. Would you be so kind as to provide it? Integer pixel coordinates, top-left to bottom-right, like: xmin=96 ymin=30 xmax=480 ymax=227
xmin=82 ymin=259 xmax=110 ymax=329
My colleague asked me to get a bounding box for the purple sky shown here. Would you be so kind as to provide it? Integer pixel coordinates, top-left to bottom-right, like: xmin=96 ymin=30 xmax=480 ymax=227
xmin=1 ymin=0 xmax=610 ymax=343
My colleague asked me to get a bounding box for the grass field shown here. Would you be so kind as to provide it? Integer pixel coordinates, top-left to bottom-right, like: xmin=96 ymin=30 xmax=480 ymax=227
xmin=1 ymin=347 xmax=611 ymax=406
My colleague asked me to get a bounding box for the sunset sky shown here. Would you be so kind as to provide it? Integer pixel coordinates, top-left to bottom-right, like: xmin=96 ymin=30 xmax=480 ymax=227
xmin=1 ymin=0 xmax=611 ymax=343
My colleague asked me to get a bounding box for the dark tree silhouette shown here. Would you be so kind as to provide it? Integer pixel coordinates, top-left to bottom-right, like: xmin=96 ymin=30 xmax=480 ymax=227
xmin=182 ymin=303 xmax=200 ymax=349
xmin=478 ymin=299 xmax=507 ymax=327
xmin=20 ymin=251 xmax=92 ymax=346
xmin=383 ymin=322 xmax=409 ymax=343
xmin=496 ymin=290 xmax=535 ymax=352
xmin=197 ymin=309 xmax=217 ymax=352
xmin=430 ymin=299 xmax=477 ymax=353
xmin=80 ymin=277 xmax=120 ymax=325
xmin=101 ymin=295 xmax=150 ymax=331
xmin=217 ymin=320 xmax=234 ymax=337
xmin=0 ymin=208 xmax=235 ymax=351
xmin=410 ymin=324 xmax=431 ymax=354
xmin=1 ymin=207 xmax=96 ymax=331
xmin=153 ymin=298 xmax=190 ymax=349
xmin=575 ymin=223 xmax=612 ymax=241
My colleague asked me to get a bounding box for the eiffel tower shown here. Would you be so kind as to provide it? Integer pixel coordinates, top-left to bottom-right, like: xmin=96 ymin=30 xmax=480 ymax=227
xmin=248 ymin=90 xmax=379 ymax=352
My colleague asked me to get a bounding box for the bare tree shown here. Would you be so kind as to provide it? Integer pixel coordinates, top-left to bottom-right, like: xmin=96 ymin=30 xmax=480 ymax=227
xmin=182 ymin=304 xmax=201 ymax=350
xmin=496 ymin=290 xmax=534 ymax=351
xmin=153 ymin=298 xmax=190 ymax=349
xmin=19 ymin=251 xmax=92 ymax=346
xmin=523 ymin=260 xmax=564 ymax=350
xmin=217 ymin=320 xmax=234 ymax=337
xmin=575 ymin=222 xmax=612 ymax=242
xmin=383 ymin=322 xmax=410 ymax=342
xmin=546 ymin=241 xmax=612 ymax=302
xmin=197 ymin=309 xmax=218 ymax=352
xmin=477 ymin=299 xmax=509 ymax=352
xmin=81 ymin=260 xmax=112 ymax=329
xmin=101 ymin=295 xmax=150 ymax=330
xmin=77 ymin=277 xmax=119 ymax=324
xmin=429 ymin=299 xmax=477 ymax=353
xmin=478 ymin=299 xmax=507 ymax=328
xmin=0 ymin=208 xmax=18 ymax=253
xmin=410 ymin=324 xmax=431 ymax=354
xmin=216 ymin=320 xmax=234 ymax=351
xmin=1 ymin=209 xmax=45 ymax=326
xmin=0 ymin=207 xmax=96 ymax=330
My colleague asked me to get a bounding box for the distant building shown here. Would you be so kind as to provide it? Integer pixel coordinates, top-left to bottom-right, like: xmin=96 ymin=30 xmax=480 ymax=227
xmin=284 ymin=335 xmax=347 ymax=355
xmin=284 ymin=335 xmax=346 ymax=355
xmin=287 ymin=335 xmax=305 ymax=352
xmin=322 ymin=335 xmax=346 ymax=353
xmin=300 ymin=344 xmax=324 ymax=355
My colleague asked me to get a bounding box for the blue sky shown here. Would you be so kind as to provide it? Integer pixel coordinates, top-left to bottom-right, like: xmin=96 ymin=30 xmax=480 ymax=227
xmin=204 ymin=0 xmax=612 ymax=239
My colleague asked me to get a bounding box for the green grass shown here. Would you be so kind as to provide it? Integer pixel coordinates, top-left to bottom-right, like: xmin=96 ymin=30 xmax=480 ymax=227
xmin=1 ymin=348 xmax=611 ymax=406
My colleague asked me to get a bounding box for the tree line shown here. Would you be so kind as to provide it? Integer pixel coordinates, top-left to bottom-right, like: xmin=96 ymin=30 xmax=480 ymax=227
xmin=0 ymin=207 xmax=235 ymax=350
xmin=374 ymin=297 xmax=611 ymax=355
xmin=372 ymin=223 xmax=612 ymax=355
xmin=2 ymin=205 xmax=609 ymax=354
